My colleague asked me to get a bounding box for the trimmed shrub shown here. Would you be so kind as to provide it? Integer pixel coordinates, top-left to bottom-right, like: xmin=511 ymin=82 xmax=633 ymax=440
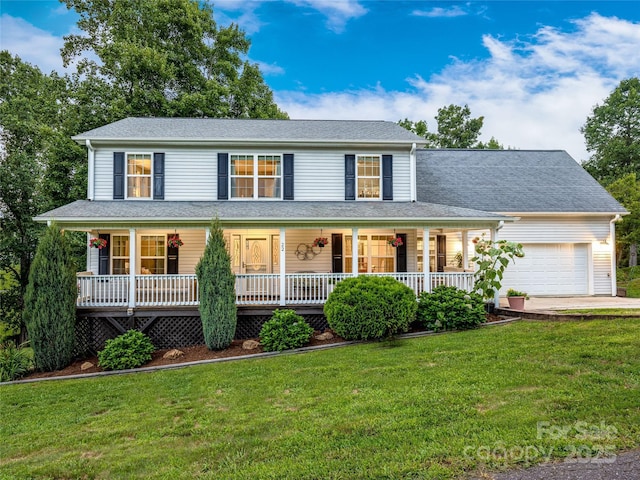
xmin=260 ymin=309 xmax=314 ymax=352
xmin=417 ymin=285 xmax=485 ymax=332
xmin=324 ymin=276 xmax=417 ymax=340
xmin=23 ymin=223 xmax=77 ymax=371
xmin=0 ymin=342 xmax=33 ymax=382
xmin=196 ymin=217 xmax=237 ymax=350
xmin=97 ymin=330 xmax=155 ymax=370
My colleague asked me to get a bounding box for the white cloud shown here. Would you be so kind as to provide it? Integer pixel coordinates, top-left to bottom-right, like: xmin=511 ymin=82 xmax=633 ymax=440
xmin=276 ymin=13 xmax=640 ymax=162
xmin=0 ymin=14 xmax=67 ymax=74
xmin=254 ymin=60 xmax=285 ymax=76
xmin=214 ymin=0 xmax=367 ymax=34
xmin=288 ymin=0 xmax=367 ymax=33
xmin=412 ymin=6 xmax=467 ymax=18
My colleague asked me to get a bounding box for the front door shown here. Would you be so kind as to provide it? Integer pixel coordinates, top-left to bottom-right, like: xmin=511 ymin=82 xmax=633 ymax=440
xmin=243 ymin=237 xmax=269 ymax=274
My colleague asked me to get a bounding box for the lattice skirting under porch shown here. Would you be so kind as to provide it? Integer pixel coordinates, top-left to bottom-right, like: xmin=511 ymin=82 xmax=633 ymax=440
xmin=75 ymin=307 xmax=328 ymax=355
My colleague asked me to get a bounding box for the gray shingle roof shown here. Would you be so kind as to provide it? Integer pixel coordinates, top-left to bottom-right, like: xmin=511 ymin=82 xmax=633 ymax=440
xmin=416 ymin=150 xmax=627 ymax=214
xmin=36 ymin=200 xmax=511 ymax=228
xmin=73 ymin=118 xmax=424 ymax=144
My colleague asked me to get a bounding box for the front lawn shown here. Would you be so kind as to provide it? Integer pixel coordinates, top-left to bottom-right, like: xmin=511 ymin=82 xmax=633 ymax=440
xmin=1 ymin=320 xmax=639 ymax=479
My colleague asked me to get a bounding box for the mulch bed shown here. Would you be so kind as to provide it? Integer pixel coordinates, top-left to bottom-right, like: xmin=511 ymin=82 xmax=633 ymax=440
xmin=23 ymin=314 xmax=511 ymax=380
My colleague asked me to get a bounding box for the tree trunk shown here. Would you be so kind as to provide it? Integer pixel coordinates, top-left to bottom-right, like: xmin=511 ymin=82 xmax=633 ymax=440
xmin=630 ymin=243 xmax=638 ymax=267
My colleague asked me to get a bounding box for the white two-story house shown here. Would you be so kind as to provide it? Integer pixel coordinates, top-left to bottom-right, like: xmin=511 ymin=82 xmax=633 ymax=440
xmin=35 ymin=117 xmax=626 ymax=346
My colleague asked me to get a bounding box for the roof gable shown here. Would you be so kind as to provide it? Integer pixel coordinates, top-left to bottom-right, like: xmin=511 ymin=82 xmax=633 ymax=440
xmin=416 ymin=149 xmax=626 ymax=214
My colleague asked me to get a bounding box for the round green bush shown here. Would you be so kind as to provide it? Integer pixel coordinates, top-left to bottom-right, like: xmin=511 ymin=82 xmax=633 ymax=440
xmin=324 ymin=276 xmax=417 ymax=340
xmin=417 ymin=285 xmax=485 ymax=332
xmin=98 ymin=330 xmax=155 ymax=370
xmin=259 ymin=309 xmax=314 ymax=352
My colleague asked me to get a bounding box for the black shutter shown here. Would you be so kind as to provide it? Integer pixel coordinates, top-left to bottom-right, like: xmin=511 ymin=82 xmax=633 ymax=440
xmin=345 ymin=154 xmax=355 ymax=200
xmin=153 ymin=153 xmax=165 ymax=199
xmin=167 ymin=233 xmax=179 ymax=274
xmin=437 ymin=235 xmax=447 ymax=272
xmin=283 ymin=153 xmax=294 ymax=200
xmin=98 ymin=233 xmax=110 ymax=275
xmin=382 ymin=154 xmax=393 ymax=200
xmin=113 ymin=152 xmax=125 ymax=199
xmin=396 ymin=233 xmax=407 ymax=272
xmin=332 ymin=234 xmax=343 ymax=273
xmin=218 ymin=153 xmax=229 ymax=200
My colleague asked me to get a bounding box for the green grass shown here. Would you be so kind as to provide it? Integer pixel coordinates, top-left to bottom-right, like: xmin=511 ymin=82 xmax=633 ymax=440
xmin=616 ymin=266 xmax=640 ymax=297
xmin=2 ymin=320 xmax=640 ymax=479
xmin=557 ymin=308 xmax=640 ymax=315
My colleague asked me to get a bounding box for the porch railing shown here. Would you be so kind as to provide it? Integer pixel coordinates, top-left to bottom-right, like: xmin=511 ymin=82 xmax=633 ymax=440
xmin=76 ymin=272 xmax=476 ymax=308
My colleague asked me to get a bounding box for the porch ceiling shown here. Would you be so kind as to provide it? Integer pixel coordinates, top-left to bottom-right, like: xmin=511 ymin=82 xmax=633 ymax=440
xmin=35 ymin=200 xmax=514 ymax=230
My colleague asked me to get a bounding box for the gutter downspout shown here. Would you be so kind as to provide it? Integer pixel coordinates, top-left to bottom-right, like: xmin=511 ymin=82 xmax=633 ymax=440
xmin=610 ymin=214 xmax=622 ymax=297
xmin=86 ymin=139 xmax=95 ymax=201
xmin=410 ymin=143 xmax=417 ymax=202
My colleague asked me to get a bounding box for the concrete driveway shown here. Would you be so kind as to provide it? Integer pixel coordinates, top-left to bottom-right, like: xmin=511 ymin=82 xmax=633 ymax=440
xmin=499 ymin=296 xmax=640 ymax=311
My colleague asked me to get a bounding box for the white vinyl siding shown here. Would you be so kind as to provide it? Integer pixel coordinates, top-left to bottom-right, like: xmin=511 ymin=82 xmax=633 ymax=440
xmin=93 ymin=147 xmax=412 ymax=201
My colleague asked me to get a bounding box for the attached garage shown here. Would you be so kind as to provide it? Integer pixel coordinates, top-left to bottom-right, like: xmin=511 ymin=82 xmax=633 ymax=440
xmin=501 ymin=243 xmax=589 ymax=296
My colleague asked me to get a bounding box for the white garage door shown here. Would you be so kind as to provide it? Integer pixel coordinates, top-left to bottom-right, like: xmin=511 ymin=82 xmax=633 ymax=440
xmin=501 ymin=243 xmax=589 ymax=296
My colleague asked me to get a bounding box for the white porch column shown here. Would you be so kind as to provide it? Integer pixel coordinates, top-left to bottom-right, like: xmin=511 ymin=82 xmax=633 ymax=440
xmin=461 ymin=230 xmax=469 ymax=270
xmin=490 ymin=227 xmax=499 ymax=307
xmin=352 ymin=228 xmax=359 ymax=275
xmin=610 ymin=216 xmax=618 ymax=297
xmin=205 ymin=227 xmax=210 ymax=243
xmin=423 ymin=228 xmax=430 ymax=293
xmin=128 ymin=228 xmax=137 ymax=309
xmin=279 ymin=228 xmax=286 ymax=306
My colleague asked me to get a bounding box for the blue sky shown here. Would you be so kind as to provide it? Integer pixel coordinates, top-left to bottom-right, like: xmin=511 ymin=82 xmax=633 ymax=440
xmin=1 ymin=1 xmax=640 ymax=161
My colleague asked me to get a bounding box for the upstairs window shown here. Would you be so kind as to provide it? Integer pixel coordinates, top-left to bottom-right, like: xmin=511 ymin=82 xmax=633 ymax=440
xmin=357 ymin=155 xmax=381 ymax=199
xmin=230 ymin=154 xmax=281 ymax=199
xmin=127 ymin=153 xmax=152 ymax=198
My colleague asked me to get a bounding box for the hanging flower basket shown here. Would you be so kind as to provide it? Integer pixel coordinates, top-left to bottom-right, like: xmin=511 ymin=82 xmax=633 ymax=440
xmin=167 ymin=235 xmax=184 ymax=248
xmin=388 ymin=237 xmax=403 ymax=248
xmin=313 ymin=237 xmax=329 ymax=248
xmin=89 ymin=237 xmax=107 ymax=250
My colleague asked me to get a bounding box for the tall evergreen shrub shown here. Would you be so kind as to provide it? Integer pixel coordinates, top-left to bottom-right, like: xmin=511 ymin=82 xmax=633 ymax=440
xmin=23 ymin=223 xmax=77 ymax=371
xmin=196 ymin=217 xmax=237 ymax=350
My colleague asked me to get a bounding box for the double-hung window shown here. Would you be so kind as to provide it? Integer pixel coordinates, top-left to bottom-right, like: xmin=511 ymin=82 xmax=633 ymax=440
xmin=357 ymin=155 xmax=381 ymax=199
xmin=230 ymin=154 xmax=281 ymax=199
xmin=140 ymin=235 xmax=165 ymax=274
xmin=112 ymin=235 xmax=130 ymax=274
xmin=127 ymin=153 xmax=152 ymax=198
xmin=345 ymin=234 xmax=395 ymax=273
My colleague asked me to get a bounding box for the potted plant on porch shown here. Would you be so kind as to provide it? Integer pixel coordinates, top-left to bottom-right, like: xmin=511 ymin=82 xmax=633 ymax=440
xmin=506 ymin=288 xmax=529 ymax=310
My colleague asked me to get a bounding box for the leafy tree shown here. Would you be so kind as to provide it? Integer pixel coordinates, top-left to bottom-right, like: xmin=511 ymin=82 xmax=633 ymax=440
xmin=399 ymin=104 xmax=503 ymax=149
xmin=196 ymin=218 xmax=237 ymax=350
xmin=23 ymin=224 xmax=77 ymax=371
xmin=581 ymin=78 xmax=640 ymax=265
xmin=582 ymin=78 xmax=640 ymax=186
xmin=61 ymin=0 xmax=288 ymax=119
xmin=0 ymin=52 xmax=68 ymax=328
xmin=606 ymin=173 xmax=640 ymax=266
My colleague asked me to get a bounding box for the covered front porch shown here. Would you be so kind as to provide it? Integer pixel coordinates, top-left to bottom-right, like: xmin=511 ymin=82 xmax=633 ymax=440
xmin=35 ymin=199 xmax=514 ymax=310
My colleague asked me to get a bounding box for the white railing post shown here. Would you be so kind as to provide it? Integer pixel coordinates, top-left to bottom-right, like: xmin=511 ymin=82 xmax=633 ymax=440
xmin=423 ymin=228 xmax=430 ymax=293
xmin=280 ymin=228 xmax=286 ymax=306
xmin=128 ymin=228 xmax=136 ymax=309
